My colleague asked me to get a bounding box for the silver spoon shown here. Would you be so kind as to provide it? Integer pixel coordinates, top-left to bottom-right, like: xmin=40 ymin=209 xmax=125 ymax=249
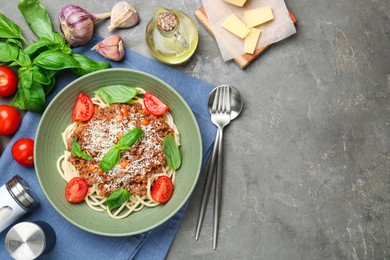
xmin=195 ymin=85 xmax=243 ymax=248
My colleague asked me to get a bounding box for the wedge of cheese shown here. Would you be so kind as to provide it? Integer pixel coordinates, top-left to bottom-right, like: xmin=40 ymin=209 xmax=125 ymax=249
xmin=244 ymin=7 xmax=274 ymax=28
xmin=222 ymin=0 xmax=247 ymax=7
xmin=221 ymin=14 xmax=250 ymax=39
xmin=244 ymin=28 xmax=262 ymax=54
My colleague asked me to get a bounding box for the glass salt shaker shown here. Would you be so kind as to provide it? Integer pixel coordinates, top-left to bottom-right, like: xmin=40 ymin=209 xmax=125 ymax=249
xmin=0 ymin=175 xmax=40 ymax=233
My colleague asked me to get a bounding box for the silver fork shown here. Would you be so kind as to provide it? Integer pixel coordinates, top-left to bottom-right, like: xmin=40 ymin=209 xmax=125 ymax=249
xmin=195 ymin=85 xmax=231 ymax=249
xmin=212 ymin=85 xmax=231 ymax=249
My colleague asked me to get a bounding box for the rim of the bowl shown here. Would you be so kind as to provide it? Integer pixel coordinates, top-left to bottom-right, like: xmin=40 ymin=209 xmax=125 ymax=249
xmin=34 ymin=68 xmax=202 ymax=236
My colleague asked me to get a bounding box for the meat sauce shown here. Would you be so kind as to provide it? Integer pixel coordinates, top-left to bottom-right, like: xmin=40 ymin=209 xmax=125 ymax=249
xmin=68 ymin=103 xmax=174 ymax=197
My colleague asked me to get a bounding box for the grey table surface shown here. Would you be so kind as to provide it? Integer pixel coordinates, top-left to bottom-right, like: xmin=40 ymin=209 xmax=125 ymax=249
xmin=1 ymin=0 xmax=389 ymax=259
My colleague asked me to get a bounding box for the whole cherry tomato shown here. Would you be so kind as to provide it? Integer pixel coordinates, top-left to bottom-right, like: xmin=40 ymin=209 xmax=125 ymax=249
xmin=0 ymin=66 xmax=18 ymax=97
xmin=12 ymin=138 xmax=34 ymax=166
xmin=0 ymin=105 xmax=21 ymax=135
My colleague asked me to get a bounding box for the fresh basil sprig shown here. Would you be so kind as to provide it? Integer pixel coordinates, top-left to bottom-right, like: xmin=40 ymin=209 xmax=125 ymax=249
xmin=0 ymin=0 xmax=110 ymax=112
xmin=94 ymin=85 xmax=138 ymax=105
xmin=106 ymin=189 xmax=130 ymax=211
xmin=71 ymin=138 xmax=92 ymax=160
xmin=163 ymin=135 xmax=181 ymax=170
xmin=99 ymin=128 xmax=143 ymax=172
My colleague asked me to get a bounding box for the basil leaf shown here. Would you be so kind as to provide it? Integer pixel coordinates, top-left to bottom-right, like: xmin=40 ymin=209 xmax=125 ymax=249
xmin=99 ymin=148 xmax=121 ymax=172
xmin=18 ymin=0 xmax=54 ymax=41
xmin=17 ymin=49 xmax=31 ymax=67
xmin=53 ymin=33 xmax=72 ymax=54
xmin=7 ymin=38 xmax=23 ymax=49
xmin=94 ymin=85 xmax=138 ymax=105
xmin=0 ymin=42 xmax=19 ymax=63
xmin=41 ymin=77 xmax=56 ymax=95
xmin=71 ymin=139 xmax=92 ymax=160
xmin=12 ymin=76 xmax=46 ymax=112
xmin=32 ymin=66 xmax=53 ymax=85
xmin=0 ymin=13 xmax=27 ymax=43
xmin=33 ymin=50 xmax=79 ymax=70
xmin=71 ymin=54 xmax=110 ymax=76
xmin=163 ymin=135 xmax=181 ymax=170
xmin=106 ymin=189 xmax=130 ymax=210
xmin=117 ymin=128 xmax=143 ymax=149
xmin=24 ymin=38 xmax=53 ymax=57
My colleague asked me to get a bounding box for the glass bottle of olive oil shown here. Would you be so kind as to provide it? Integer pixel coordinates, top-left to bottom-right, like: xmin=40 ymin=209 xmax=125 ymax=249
xmin=146 ymin=7 xmax=198 ymax=65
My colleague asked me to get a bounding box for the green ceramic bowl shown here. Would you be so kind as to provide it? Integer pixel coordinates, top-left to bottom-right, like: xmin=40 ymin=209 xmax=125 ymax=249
xmin=35 ymin=68 xmax=202 ymax=236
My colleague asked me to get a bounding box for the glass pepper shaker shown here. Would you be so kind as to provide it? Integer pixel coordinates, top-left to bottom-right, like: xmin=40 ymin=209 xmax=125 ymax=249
xmin=0 ymin=175 xmax=40 ymax=233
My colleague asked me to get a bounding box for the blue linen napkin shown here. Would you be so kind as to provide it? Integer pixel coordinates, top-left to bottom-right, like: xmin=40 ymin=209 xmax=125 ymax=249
xmin=0 ymin=35 xmax=216 ymax=259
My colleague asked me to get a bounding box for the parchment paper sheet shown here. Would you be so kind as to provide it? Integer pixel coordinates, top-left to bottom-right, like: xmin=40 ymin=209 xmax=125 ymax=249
xmin=203 ymin=0 xmax=296 ymax=61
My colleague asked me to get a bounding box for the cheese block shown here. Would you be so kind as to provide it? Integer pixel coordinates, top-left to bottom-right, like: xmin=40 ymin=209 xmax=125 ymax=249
xmin=244 ymin=28 xmax=262 ymax=54
xmin=222 ymin=0 xmax=247 ymax=7
xmin=221 ymin=14 xmax=250 ymax=39
xmin=244 ymin=7 xmax=274 ymax=28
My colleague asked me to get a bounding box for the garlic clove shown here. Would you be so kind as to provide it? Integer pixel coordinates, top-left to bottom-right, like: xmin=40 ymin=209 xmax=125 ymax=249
xmin=92 ymin=35 xmax=125 ymax=61
xmin=108 ymin=1 xmax=140 ymax=31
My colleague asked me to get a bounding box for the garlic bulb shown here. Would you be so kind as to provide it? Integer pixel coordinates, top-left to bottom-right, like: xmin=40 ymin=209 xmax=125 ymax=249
xmin=59 ymin=5 xmax=111 ymax=46
xmin=92 ymin=35 xmax=125 ymax=61
xmin=108 ymin=1 xmax=139 ymax=31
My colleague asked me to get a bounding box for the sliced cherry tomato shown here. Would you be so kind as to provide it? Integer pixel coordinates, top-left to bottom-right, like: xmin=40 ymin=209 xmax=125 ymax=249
xmin=0 ymin=105 xmax=21 ymax=135
xmin=12 ymin=138 xmax=34 ymax=166
xmin=65 ymin=177 xmax=89 ymax=203
xmin=72 ymin=93 xmax=94 ymax=122
xmin=151 ymin=176 xmax=173 ymax=204
xmin=143 ymin=92 xmax=169 ymax=116
xmin=0 ymin=66 xmax=17 ymax=97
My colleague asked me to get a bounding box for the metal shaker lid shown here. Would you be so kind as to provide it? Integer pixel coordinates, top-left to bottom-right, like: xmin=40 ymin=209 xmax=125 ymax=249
xmin=5 ymin=222 xmax=46 ymax=259
xmin=6 ymin=175 xmax=39 ymax=211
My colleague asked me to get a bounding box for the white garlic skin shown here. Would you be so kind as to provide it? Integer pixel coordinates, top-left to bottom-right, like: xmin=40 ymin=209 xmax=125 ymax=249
xmin=108 ymin=1 xmax=140 ymax=31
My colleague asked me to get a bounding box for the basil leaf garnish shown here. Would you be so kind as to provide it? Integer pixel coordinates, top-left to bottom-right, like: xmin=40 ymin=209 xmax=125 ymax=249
xmin=117 ymin=128 xmax=143 ymax=148
xmin=99 ymin=148 xmax=121 ymax=172
xmin=94 ymin=85 xmax=138 ymax=105
xmin=71 ymin=138 xmax=92 ymax=161
xmin=99 ymin=128 xmax=143 ymax=172
xmin=163 ymin=135 xmax=181 ymax=170
xmin=106 ymin=189 xmax=130 ymax=210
